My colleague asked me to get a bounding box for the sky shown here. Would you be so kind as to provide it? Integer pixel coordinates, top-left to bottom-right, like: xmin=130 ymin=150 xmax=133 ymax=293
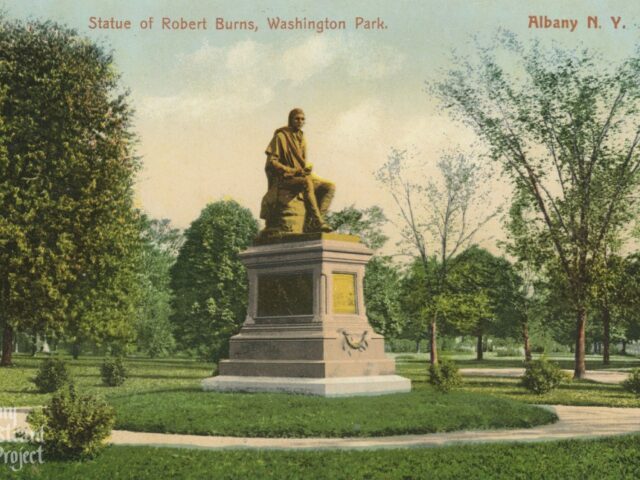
xmin=3 ymin=0 xmax=640 ymax=255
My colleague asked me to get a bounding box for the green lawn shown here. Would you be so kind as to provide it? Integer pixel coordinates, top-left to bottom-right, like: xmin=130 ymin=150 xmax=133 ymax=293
xmin=2 ymin=352 xmax=640 ymax=437
xmin=397 ymin=353 xmax=640 ymax=408
xmin=3 ymin=435 xmax=640 ymax=479
xmin=394 ymin=351 xmax=640 ymax=371
xmin=461 ymin=376 xmax=640 ymax=407
xmin=0 ymin=354 xmax=555 ymax=437
xmin=0 ymin=355 xmax=210 ymax=407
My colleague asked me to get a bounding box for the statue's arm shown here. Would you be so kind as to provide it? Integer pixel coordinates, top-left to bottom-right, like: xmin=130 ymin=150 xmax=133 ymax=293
xmin=266 ymin=155 xmax=297 ymax=176
xmin=266 ymin=133 xmax=299 ymax=176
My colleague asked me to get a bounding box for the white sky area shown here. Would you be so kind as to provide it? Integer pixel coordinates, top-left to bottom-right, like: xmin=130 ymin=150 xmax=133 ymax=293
xmin=5 ymin=0 xmax=640 ymax=256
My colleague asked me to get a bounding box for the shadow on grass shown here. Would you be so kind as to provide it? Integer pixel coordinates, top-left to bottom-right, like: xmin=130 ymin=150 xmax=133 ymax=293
xmin=105 ymin=386 xmax=202 ymax=399
xmin=1 ymin=388 xmax=41 ymax=395
xmin=126 ymin=373 xmax=206 ymax=380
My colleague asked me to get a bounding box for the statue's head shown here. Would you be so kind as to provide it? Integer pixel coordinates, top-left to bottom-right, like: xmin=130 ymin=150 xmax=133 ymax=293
xmin=288 ymin=108 xmax=305 ymax=131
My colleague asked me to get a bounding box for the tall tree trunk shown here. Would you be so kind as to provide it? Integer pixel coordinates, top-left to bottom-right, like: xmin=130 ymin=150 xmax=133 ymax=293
xmin=574 ymin=307 xmax=587 ymax=379
xmin=522 ymin=321 xmax=532 ymax=362
xmin=476 ymin=332 xmax=483 ymax=361
xmin=415 ymin=339 xmax=421 ymax=354
xmin=71 ymin=341 xmax=81 ymax=360
xmin=622 ymin=340 xmax=627 ymax=355
xmin=429 ymin=318 xmax=438 ymax=365
xmin=602 ymin=307 xmax=610 ymax=365
xmin=1 ymin=324 xmax=13 ymax=366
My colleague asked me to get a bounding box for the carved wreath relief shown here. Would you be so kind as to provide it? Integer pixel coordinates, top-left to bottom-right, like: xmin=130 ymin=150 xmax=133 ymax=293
xmin=340 ymin=329 xmax=369 ymax=355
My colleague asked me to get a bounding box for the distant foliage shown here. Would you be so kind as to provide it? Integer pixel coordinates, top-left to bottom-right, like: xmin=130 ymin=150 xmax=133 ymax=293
xmin=136 ymin=215 xmax=180 ymax=358
xmin=386 ymin=338 xmax=423 ymax=354
xmin=100 ymin=357 xmax=127 ymax=387
xmin=428 ymin=360 xmax=462 ymax=393
xmin=496 ymin=347 xmax=523 ymax=357
xmin=26 ymin=384 xmax=115 ymax=459
xmin=521 ymin=358 xmax=567 ymax=394
xmin=170 ymin=200 xmax=258 ymax=361
xmin=622 ymin=369 xmax=640 ymax=396
xmin=34 ymin=358 xmax=72 ymax=393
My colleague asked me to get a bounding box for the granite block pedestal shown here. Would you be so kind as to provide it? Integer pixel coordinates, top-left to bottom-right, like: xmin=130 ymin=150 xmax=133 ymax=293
xmin=202 ymin=233 xmax=411 ymax=397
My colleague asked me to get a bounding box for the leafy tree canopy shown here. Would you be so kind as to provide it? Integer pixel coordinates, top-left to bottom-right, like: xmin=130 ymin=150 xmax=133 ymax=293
xmin=0 ymin=18 xmax=140 ymax=364
xmin=170 ymin=200 xmax=258 ymax=361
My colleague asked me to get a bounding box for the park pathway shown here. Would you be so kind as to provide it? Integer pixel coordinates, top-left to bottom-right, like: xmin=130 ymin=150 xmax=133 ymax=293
xmin=459 ymin=368 xmax=628 ymax=384
xmin=4 ymin=406 xmax=640 ymax=450
xmin=105 ymin=405 xmax=640 ymax=450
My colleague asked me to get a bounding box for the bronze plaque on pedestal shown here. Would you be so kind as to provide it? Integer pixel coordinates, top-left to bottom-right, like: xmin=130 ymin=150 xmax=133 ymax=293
xmin=257 ymin=273 xmax=313 ymax=316
xmin=333 ymin=273 xmax=357 ymax=314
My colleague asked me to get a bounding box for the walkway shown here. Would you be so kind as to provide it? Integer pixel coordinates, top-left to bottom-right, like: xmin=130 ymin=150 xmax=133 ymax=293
xmin=3 ymin=405 xmax=640 ymax=450
xmin=460 ymin=368 xmax=628 ymax=384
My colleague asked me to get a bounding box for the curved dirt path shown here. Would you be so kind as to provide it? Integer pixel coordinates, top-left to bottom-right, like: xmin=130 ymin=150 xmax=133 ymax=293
xmin=105 ymin=405 xmax=640 ymax=450
xmin=460 ymin=368 xmax=628 ymax=384
xmin=3 ymin=405 xmax=639 ymax=450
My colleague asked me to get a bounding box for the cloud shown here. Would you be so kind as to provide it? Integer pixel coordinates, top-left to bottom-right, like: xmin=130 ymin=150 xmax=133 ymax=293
xmin=343 ymin=40 xmax=406 ymax=79
xmin=282 ymin=35 xmax=339 ymax=85
xmin=136 ymin=35 xmax=405 ymax=121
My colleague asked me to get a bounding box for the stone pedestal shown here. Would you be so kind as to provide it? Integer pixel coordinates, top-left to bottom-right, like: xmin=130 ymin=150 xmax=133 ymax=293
xmin=202 ymin=233 xmax=411 ymax=397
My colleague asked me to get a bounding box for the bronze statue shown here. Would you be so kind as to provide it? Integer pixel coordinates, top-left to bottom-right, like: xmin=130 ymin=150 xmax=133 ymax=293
xmin=259 ymin=108 xmax=335 ymax=236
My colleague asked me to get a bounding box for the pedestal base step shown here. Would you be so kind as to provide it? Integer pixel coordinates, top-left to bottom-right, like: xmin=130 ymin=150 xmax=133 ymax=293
xmin=201 ymin=375 xmax=411 ymax=397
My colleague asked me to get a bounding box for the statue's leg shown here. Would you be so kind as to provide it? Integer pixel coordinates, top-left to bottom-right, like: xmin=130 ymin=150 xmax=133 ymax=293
xmin=303 ymin=175 xmax=323 ymax=222
xmin=300 ymin=175 xmax=333 ymax=232
xmin=310 ymin=176 xmax=335 ymax=215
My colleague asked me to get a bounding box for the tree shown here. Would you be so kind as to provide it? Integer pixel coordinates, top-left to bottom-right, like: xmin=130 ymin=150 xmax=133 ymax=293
xmin=398 ymin=258 xmax=435 ymax=353
xmin=438 ymin=34 xmax=640 ymax=377
xmin=376 ymin=150 xmax=496 ymax=364
xmin=448 ymin=246 xmax=522 ymax=360
xmin=326 ymin=205 xmax=388 ymax=250
xmin=170 ymin=200 xmax=258 ymax=361
xmin=135 ymin=216 xmax=182 ymax=358
xmin=326 ymin=205 xmax=404 ymax=337
xmin=502 ymin=192 xmax=556 ymax=361
xmin=589 ymin=249 xmax=627 ymax=364
xmin=0 ymin=19 xmax=140 ymax=365
xmin=613 ymin=253 xmax=640 ymax=355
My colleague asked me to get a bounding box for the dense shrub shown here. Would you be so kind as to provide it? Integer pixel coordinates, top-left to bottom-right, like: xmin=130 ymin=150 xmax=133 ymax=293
xmin=521 ymin=358 xmax=567 ymax=394
xmin=622 ymin=369 xmax=640 ymax=395
xmin=386 ymin=338 xmax=423 ymax=353
xmin=101 ymin=357 xmax=127 ymax=387
xmin=428 ymin=359 xmax=462 ymax=393
xmin=496 ymin=347 xmax=523 ymax=357
xmin=33 ymin=358 xmax=71 ymax=393
xmin=26 ymin=384 xmax=115 ymax=459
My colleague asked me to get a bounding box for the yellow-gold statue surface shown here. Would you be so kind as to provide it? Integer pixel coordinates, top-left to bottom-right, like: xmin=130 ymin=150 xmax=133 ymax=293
xmin=259 ymin=108 xmax=335 ymax=238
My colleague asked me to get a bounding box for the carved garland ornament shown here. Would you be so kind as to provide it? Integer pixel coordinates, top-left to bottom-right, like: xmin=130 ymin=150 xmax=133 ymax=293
xmin=340 ymin=330 xmax=369 ymax=355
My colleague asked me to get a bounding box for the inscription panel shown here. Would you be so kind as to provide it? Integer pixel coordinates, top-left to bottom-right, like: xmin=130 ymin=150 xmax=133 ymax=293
xmin=333 ymin=273 xmax=357 ymax=314
xmin=257 ymin=273 xmax=313 ymax=316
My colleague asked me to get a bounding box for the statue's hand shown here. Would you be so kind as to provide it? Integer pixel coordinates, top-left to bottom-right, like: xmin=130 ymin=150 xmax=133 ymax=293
xmin=303 ymin=163 xmax=313 ymax=174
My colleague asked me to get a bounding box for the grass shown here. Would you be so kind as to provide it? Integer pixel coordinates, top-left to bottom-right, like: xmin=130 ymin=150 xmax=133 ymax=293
xmin=109 ymin=387 xmax=554 ymax=437
xmin=461 ymin=376 xmax=640 ymax=407
xmin=0 ymin=355 xmax=209 ymax=407
xmin=0 ymin=354 xmax=555 ymax=437
xmin=393 ymin=351 xmax=640 ymax=371
xmin=2 ymin=435 xmax=640 ymax=479
xmin=2 ymin=352 xmax=640 ymax=436
xmin=397 ymin=354 xmax=640 ymax=408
